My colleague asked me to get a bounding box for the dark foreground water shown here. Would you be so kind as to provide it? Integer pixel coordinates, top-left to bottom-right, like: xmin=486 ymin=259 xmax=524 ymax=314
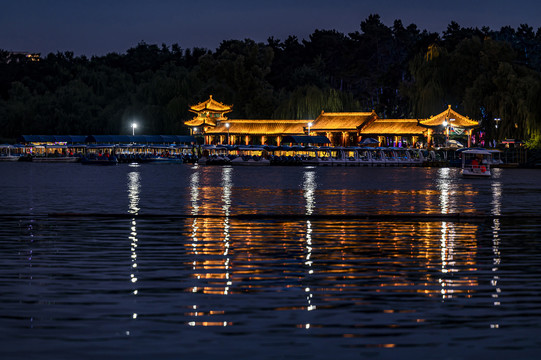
xmin=1 ymin=162 xmax=541 ymax=359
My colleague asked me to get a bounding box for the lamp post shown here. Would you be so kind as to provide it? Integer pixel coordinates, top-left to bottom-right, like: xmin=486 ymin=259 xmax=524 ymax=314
xmin=131 ymin=123 xmax=137 ymax=136
xmin=307 ymin=122 xmax=313 ymax=136
xmin=225 ymin=123 xmax=230 ymax=145
xmin=442 ymin=119 xmax=448 ymax=147
xmin=494 ymin=118 xmax=501 ymax=148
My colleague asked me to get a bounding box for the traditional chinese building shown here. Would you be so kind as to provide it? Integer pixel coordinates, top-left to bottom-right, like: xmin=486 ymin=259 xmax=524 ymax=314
xmin=184 ymin=96 xmax=479 ymax=147
xmin=185 ymin=95 xmax=233 ymax=134
xmin=418 ymin=105 xmax=478 ymax=147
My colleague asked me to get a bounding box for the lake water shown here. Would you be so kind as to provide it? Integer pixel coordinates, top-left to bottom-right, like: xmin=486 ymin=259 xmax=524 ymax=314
xmin=1 ymin=162 xmax=541 ymax=359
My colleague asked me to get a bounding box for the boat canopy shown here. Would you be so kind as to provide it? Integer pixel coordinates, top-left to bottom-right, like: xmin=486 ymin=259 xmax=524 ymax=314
xmin=461 ymin=149 xmax=492 ymax=155
xmin=85 ymin=135 xmax=195 ymax=144
xmin=18 ymin=135 xmax=87 ymax=144
xmin=18 ymin=134 xmax=195 ymax=145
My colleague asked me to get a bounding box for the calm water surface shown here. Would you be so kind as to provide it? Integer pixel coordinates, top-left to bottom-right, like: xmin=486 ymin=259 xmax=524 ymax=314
xmin=1 ymin=162 xmax=541 ymax=359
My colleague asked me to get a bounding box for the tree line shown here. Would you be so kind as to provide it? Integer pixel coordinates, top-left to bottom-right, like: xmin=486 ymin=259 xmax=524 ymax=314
xmin=1 ymin=14 xmax=541 ymax=147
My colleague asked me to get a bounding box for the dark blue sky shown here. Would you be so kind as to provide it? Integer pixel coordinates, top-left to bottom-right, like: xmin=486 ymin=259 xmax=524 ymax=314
xmin=2 ymin=0 xmax=540 ymax=56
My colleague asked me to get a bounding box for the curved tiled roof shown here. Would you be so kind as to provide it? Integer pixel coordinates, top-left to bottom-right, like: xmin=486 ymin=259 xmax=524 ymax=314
xmin=184 ymin=118 xmax=217 ymax=127
xmin=311 ymin=111 xmax=377 ymax=131
xmin=420 ymin=105 xmax=479 ymax=128
xmin=360 ymin=119 xmax=426 ymax=135
xmin=206 ymin=120 xmax=307 ymax=135
xmin=189 ymin=95 xmax=233 ymax=113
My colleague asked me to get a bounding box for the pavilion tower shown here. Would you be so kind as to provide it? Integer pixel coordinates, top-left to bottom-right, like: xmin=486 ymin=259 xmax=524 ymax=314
xmin=185 ymin=95 xmax=233 ymax=136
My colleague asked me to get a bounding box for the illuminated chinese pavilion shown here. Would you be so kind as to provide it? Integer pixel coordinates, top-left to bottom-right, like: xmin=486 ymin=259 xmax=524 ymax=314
xmin=418 ymin=105 xmax=479 ymax=147
xmin=185 ymin=96 xmax=479 ymax=147
xmin=185 ymin=95 xmax=233 ymax=136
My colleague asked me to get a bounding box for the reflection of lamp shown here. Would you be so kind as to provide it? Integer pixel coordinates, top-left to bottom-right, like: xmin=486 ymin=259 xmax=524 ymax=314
xmin=131 ymin=123 xmax=137 ymax=136
xmin=225 ymin=123 xmax=230 ymax=145
xmin=307 ymin=122 xmax=313 ymax=135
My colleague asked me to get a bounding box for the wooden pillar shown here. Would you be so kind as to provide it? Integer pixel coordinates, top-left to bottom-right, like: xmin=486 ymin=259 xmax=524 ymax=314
xmin=467 ymin=129 xmax=472 ymax=147
xmin=427 ymin=129 xmax=433 ymax=147
xmin=245 ymin=135 xmax=250 ymax=146
xmin=326 ymin=132 xmax=333 ymax=146
xmin=261 ymin=135 xmax=266 ymax=145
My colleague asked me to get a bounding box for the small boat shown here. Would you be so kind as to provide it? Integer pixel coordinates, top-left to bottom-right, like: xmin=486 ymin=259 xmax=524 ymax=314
xmin=0 ymin=145 xmax=21 ymax=161
xmin=461 ymin=149 xmax=492 ymax=177
xmin=230 ymin=146 xmax=270 ymax=166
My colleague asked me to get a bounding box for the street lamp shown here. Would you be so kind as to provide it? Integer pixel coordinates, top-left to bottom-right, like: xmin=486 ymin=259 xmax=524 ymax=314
xmin=494 ymin=118 xmax=501 ymax=129
xmin=225 ymin=123 xmax=230 ymax=145
xmin=307 ymin=122 xmax=313 ymax=135
xmin=131 ymin=123 xmax=137 ymax=136
xmin=442 ymin=119 xmax=448 ymax=147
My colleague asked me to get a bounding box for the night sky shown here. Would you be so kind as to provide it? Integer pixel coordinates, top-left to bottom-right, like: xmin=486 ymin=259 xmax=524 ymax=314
xmin=2 ymin=0 xmax=540 ymax=56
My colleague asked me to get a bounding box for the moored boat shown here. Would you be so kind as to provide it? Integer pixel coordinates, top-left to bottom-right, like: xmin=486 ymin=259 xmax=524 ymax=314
xmin=461 ymin=149 xmax=492 ymax=177
xmin=0 ymin=145 xmax=21 ymax=161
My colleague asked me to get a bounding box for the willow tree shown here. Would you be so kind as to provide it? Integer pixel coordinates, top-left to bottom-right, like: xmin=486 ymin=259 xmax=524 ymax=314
xmin=272 ymin=86 xmax=361 ymax=120
xmin=404 ymin=47 xmax=448 ymax=118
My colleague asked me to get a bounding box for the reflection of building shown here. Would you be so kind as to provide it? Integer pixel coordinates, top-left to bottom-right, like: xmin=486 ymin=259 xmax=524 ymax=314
xmin=185 ymin=96 xmax=480 ymax=147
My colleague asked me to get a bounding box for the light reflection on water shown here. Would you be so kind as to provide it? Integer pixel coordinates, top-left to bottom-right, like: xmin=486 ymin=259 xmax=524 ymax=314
xmin=1 ymin=163 xmax=541 ymax=359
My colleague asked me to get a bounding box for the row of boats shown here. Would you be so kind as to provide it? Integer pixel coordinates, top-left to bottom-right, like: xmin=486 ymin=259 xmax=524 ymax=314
xmin=0 ymin=143 xmax=502 ymax=174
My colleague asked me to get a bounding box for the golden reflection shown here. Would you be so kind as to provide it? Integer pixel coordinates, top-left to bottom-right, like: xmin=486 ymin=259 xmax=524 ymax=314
xmin=439 ymin=221 xmax=457 ymax=299
xmin=127 ymin=167 xmax=141 ymax=323
xmin=491 ymin=169 xmax=502 ymax=328
xmin=303 ymin=169 xmax=317 ymax=327
xmin=491 ymin=217 xmax=501 ymax=329
xmin=437 ymin=168 xmax=451 ymax=213
xmin=188 ymin=166 xmax=233 ymax=327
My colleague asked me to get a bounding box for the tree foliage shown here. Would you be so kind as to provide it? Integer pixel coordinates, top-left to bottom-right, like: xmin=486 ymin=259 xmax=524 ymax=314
xmin=1 ymin=16 xmax=541 ymax=142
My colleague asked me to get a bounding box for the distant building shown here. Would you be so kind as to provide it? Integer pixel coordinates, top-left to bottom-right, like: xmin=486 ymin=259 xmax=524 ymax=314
xmin=4 ymin=52 xmax=40 ymax=63
xmin=185 ymin=96 xmax=479 ymax=147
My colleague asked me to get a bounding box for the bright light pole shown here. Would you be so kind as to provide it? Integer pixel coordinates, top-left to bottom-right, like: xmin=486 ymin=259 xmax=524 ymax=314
xmin=131 ymin=122 xmax=137 ymax=136
xmin=494 ymin=118 xmax=501 ymax=147
xmin=307 ymin=122 xmax=313 ymax=135
xmin=442 ymin=119 xmax=448 ymax=147
xmin=225 ymin=122 xmax=230 ymax=145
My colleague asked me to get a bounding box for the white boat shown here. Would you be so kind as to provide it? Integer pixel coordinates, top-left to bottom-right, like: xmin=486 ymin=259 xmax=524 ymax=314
xmin=408 ymin=149 xmax=425 ymax=166
xmin=315 ymin=147 xmax=333 ymax=166
xmin=369 ymin=148 xmax=386 ymax=167
xmin=0 ymin=145 xmax=21 ymax=161
xmin=393 ymin=148 xmax=414 ymax=166
xmin=329 ymin=147 xmax=347 ymax=166
xmin=382 ymin=148 xmax=399 ymax=166
xmin=230 ymin=146 xmax=270 ymax=166
xmin=487 ymin=149 xmax=504 ymax=167
xmin=461 ymin=149 xmax=492 ymax=177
